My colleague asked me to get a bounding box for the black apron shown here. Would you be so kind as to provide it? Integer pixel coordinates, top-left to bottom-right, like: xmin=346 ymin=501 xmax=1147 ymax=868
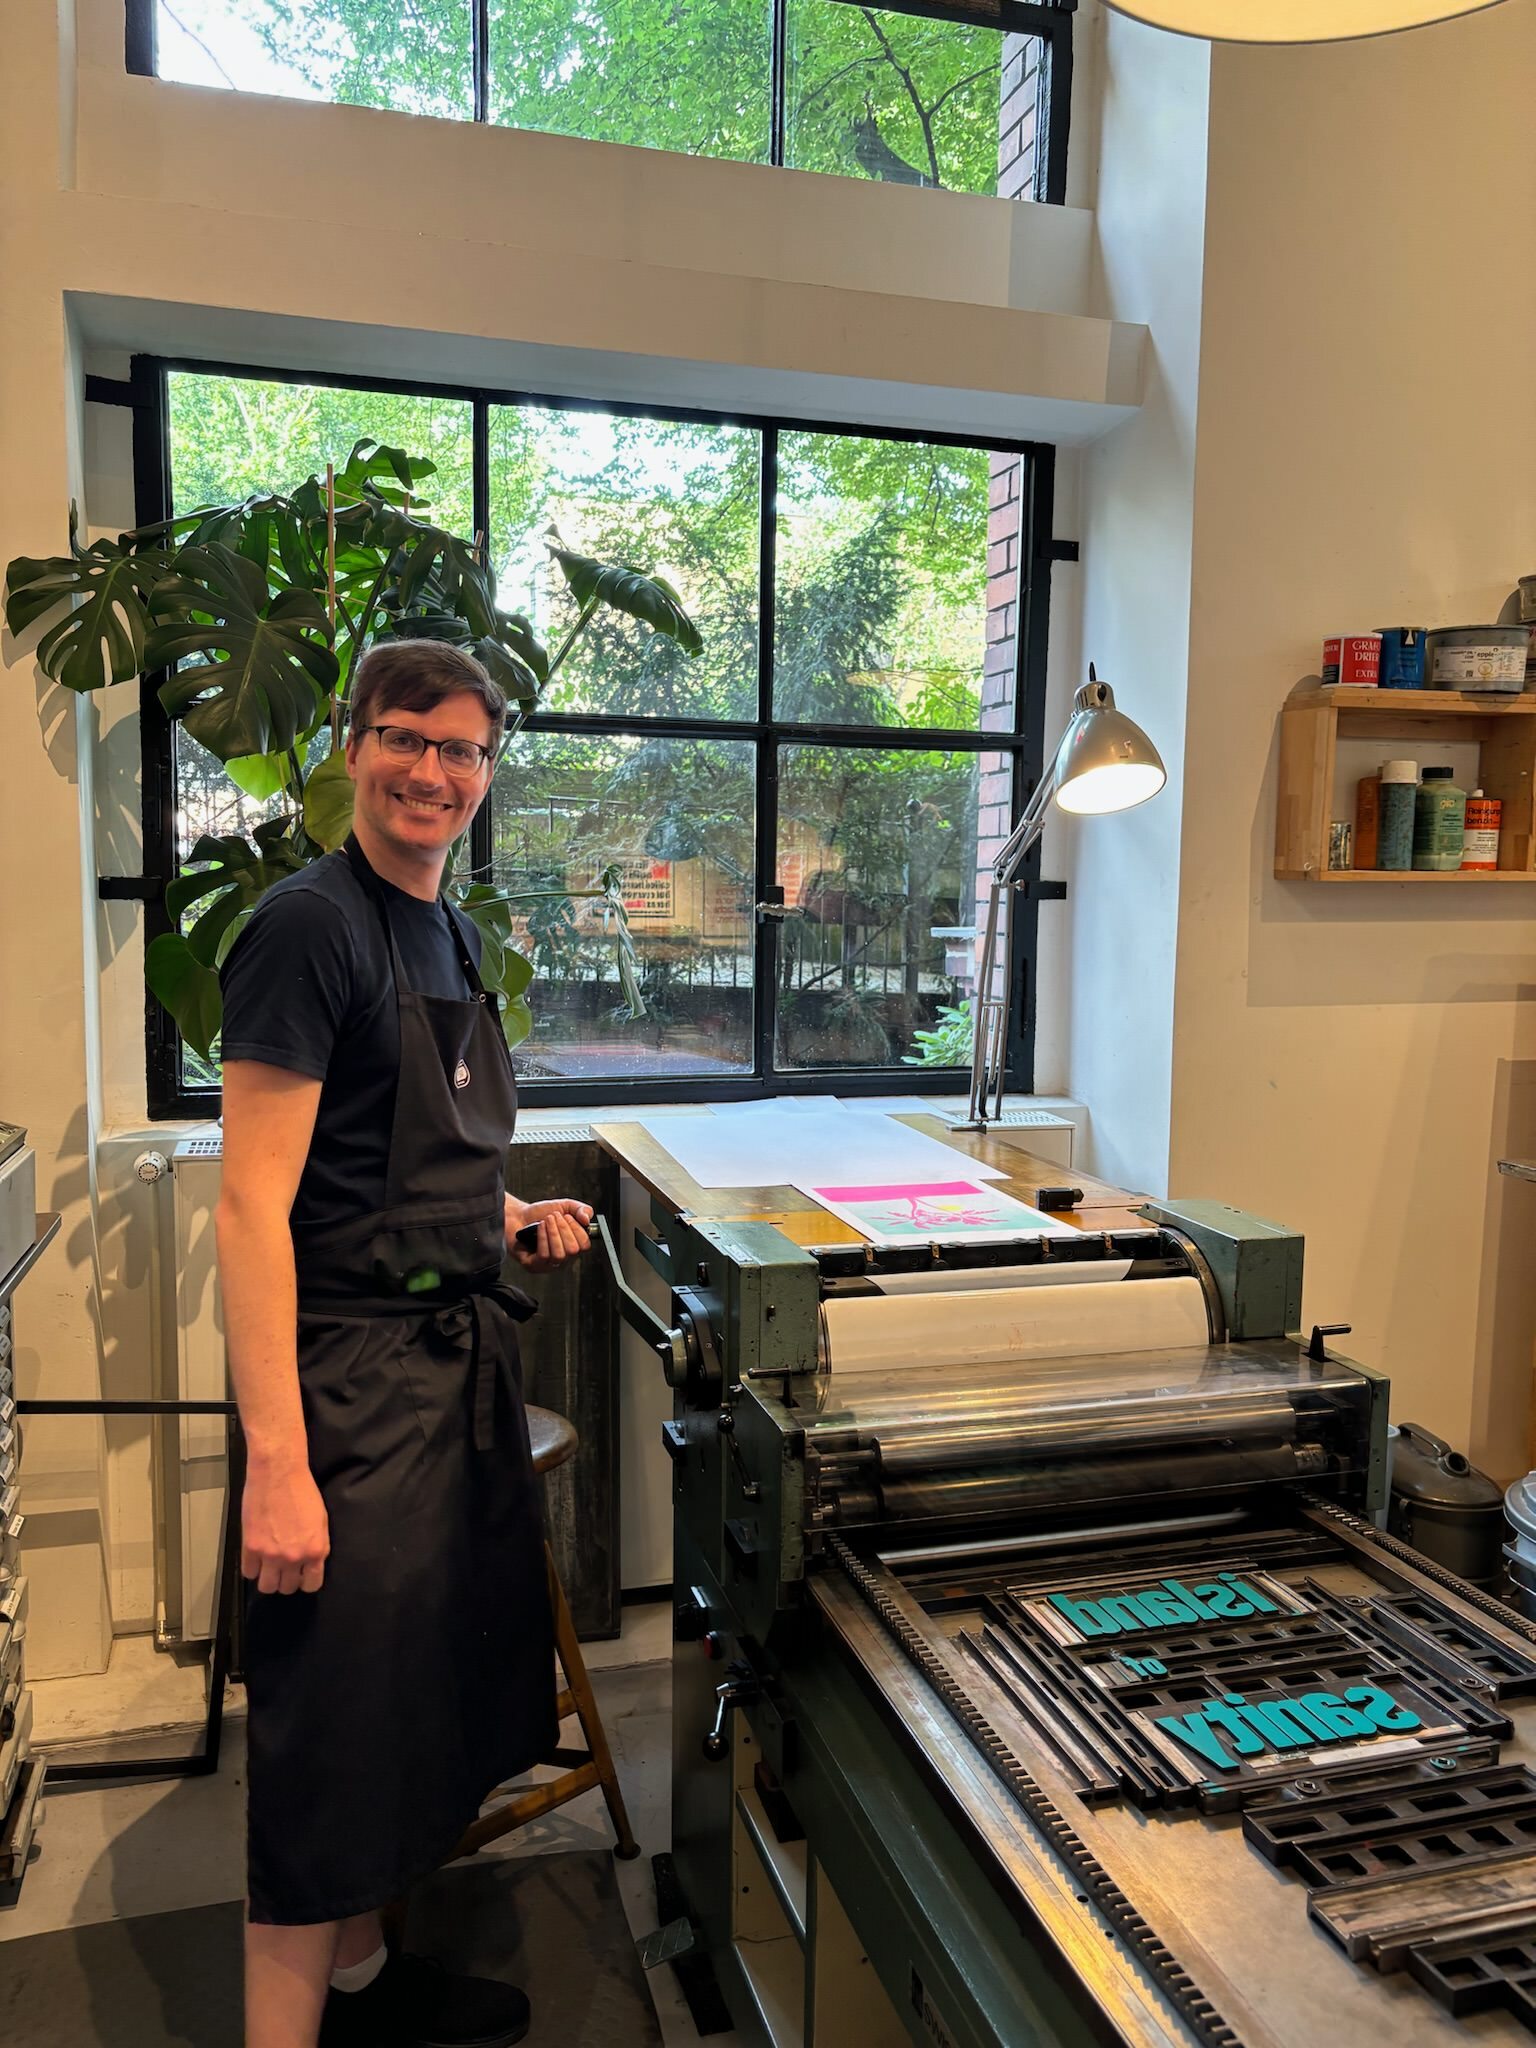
xmin=245 ymin=835 xmax=557 ymax=1926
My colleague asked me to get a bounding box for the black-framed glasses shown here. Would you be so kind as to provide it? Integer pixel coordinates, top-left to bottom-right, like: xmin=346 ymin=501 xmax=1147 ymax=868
xmin=356 ymin=724 xmax=495 ymax=778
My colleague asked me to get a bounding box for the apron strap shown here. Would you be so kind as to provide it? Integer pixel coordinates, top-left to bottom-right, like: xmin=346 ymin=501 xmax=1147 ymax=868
xmin=341 ymin=833 xmax=490 ymax=998
xmin=440 ymin=1284 xmax=538 ymax=1455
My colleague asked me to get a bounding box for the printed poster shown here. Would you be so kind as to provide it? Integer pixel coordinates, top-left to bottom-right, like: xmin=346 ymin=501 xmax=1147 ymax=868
xmin=802 ymin=1177 xmax=1079 ymax=1248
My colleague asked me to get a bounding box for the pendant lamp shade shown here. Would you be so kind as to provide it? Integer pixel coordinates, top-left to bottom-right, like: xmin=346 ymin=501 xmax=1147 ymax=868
xmin=1103 ymin=0 xmax=1506 ymax=41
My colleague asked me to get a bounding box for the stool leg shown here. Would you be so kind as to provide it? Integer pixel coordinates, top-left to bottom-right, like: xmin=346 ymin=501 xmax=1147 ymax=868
xmin=547 ymin=1546 xmax=640 ymax=1860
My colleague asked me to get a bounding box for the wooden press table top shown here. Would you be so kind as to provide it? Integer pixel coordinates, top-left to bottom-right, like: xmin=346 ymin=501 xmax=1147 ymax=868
xmin=592 ymin=1113 xmax=1152 ymax=1250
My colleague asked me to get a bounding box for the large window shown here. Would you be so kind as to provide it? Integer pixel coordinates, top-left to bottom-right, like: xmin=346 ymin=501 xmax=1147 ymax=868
xmin=141 ymin=362 xmax=1053 ymax=1112
xmin=135 ymin=0 xmax=1073 ymax=204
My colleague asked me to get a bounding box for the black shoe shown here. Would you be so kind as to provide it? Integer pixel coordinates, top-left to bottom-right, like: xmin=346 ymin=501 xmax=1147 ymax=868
xmin=319 ymin=1951 xmax=531 ymax=2048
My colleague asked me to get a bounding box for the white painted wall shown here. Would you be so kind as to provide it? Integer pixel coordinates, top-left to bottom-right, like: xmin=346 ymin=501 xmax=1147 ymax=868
xmin=1066 ymin=7 xmax=1211 ymax=1193
xmin=1169 ymin=3 xmax=1536 ymax=1476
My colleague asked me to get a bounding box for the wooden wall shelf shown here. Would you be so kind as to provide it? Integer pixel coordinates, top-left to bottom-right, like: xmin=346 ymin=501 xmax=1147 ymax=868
xmin=1276 ymin=685 xmax=1536 ymax=881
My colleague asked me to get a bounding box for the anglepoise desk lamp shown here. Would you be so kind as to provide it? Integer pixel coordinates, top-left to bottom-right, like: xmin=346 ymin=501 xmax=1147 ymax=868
xmin=960 ymin=665 xmax=1166 ymax=1132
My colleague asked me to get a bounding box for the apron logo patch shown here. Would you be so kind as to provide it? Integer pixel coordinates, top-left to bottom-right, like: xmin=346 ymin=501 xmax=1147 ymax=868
xmin=453 ymin=1060 xmax=471 ymax=1089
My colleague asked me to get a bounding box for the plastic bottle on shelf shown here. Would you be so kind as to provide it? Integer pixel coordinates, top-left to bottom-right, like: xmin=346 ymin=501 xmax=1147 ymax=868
xmin=1461 ymin=790 xmax=1502 ymax=871
xmin=1354 ymin=772 xmax=1381 ymax=866
xmin=1412 ymin=766 xmax=1467 ymax=871
xmin=1377 ymin=760 xmax=1418 ymax=871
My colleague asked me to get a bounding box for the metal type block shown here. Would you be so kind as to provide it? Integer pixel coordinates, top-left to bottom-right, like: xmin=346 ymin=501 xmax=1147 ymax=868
xmin=957 ymin=1627 xmax=1124 ymax=1803
xmin=1244 ymin=1764 xmax=1536 ymax=1887
xmin=1116 ymin=1661 xmax=1472 ymax=1813
xmin=1378 ymin=1592 xmax=1536 ymax=1701
xmin=1407 ymin=1930 xmax=1536 ymax=2025
xmin=1020 ymin=1566 xmax=1308 ymax=1650
xmin=1301 ymin=1584 xmax=1513 ymax=1740
xmin=975 ymin=1606 xmax=1195 ymax=1807
xmin=1311 ymin=1850 xmax=1536 ymax=1969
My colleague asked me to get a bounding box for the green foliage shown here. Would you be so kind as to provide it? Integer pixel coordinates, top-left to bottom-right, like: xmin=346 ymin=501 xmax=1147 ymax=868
xmin=301 ymin=749 xmax=356 ymax=851
xmin=150 ymin=545 xmax=339 ymax=760
xmin=784 ymin=5 xmax=1006 ymax=195
xmin=902 ymin=998 xmax=973 ymax=1068
xmin=545 ymin=540 xmax=705 ymax=660
xmin=217 ymin=0 xmax=1016 ymax=197
xmin=5 ymin=419 xmax=701 ymax=1063
xmin=3 ymin=510 xmax=169 ymax=693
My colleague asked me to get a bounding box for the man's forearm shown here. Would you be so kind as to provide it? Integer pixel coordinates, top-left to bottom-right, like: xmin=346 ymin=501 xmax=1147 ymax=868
xmin=216 ymin=1194 xmax=308 ymax=1470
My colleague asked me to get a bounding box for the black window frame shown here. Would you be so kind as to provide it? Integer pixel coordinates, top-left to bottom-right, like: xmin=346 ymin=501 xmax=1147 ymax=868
xmin=117 ymin=355 xmax=1059 ymax=1119
xmin=125 ymin=0 xmax=1075 ymax=206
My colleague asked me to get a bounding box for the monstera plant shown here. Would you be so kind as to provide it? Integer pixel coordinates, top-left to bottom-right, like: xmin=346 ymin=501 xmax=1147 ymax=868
xmin=4 ymin=438 xmax=702 ymax=1058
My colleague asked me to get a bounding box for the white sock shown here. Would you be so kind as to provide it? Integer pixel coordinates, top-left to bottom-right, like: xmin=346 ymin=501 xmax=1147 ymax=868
xmin=330 ymin=1944 xmax=388 ymax=1994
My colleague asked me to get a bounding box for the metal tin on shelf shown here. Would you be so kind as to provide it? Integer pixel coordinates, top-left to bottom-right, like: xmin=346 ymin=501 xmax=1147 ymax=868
xmin=1427 ymin=626 xmax=1529 ymax=692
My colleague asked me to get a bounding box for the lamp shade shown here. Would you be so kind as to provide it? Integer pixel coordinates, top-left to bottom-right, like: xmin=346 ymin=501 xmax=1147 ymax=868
xmin=1051 ymin=674 xmax=1167 ymax=817
xmin=1102 ymin=0 xmax=1505 ymax=42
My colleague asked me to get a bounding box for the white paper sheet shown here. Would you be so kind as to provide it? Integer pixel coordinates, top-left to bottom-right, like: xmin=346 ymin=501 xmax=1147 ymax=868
xmin=631 ymin=1105 xmax=1006 ymax=1190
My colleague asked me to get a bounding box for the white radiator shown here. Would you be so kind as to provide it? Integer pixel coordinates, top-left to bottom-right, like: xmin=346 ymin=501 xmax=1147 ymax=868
xmin=166 ymin=1128 xmax=226 ymax=1644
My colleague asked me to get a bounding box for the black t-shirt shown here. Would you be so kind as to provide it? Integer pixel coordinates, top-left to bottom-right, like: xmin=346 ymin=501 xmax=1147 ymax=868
xmin=219 ymin=849 xmax=485 ymax=1228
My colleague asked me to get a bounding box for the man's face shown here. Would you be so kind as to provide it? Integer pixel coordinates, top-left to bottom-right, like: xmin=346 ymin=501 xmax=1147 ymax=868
xmin=346 ymin=694 xmax=497 ymax=861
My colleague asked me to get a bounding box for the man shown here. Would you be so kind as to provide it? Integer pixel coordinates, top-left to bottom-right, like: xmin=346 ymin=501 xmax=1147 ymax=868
xmin=216 ymin=639 xmax=592 ymax=2048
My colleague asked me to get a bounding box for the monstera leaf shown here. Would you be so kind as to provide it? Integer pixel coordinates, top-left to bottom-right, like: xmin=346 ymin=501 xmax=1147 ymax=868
xmin=3 ymin=509 xmax=172 ymax=692
xmin=301 ymin=749 xmax=355 ymax=852
xmin=144 ymin=936 xmax=225 ymax=1061
xmin=452 ymin=884 xmax=537 ymax=1046
xmin=148 ymin=823 xmax=312 ymax=1054
xmin=148 ymin=544 xmax=338 ymax=761
xmin=546 ymin=540 xmax=703 ymax=658
xmin=333 ymin=438 xmax=436 ymax=505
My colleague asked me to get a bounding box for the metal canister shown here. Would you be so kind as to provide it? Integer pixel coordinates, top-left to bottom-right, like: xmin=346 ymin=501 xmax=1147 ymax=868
xmin=1388 ymin=1422 xmax=1506 ymax=1587
xmin=1327 ymin=820 xmax=1352 ymax=870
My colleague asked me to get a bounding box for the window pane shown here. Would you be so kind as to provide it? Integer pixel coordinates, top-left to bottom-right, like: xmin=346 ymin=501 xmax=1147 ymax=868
xmin=774 ymin=433 xmax=1016 ymax=731
xmin=491 ymin=732 xmax=757 ymax=1081
xmin=156 ymin=0 xmax=473 ymax=118
xmin=489 ymin=407 xmax=760 ymax=721
xmin=488 ymin=0 xmax=772 ymax=163
xmin=167 ymin=374 xmax=474 ymax=1090
xmin=168 ymin=374 xmax=474 ymax=535
xmin=776 ymin=743 xmax=1003 ymax=1073
xmin=785 ymin=6 xmax=1042 ymax=200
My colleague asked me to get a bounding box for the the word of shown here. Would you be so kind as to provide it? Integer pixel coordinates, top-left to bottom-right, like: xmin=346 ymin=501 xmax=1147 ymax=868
xmin=1152 ymin=1684 xmax=1422 ymax=1774
xmin=1047 ymin=1574 xmax=1283 ymax=1642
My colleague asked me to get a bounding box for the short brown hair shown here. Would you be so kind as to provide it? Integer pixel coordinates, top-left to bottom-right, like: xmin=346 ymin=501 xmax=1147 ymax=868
xmin=348 ymin=639 xmax=507 ymax=745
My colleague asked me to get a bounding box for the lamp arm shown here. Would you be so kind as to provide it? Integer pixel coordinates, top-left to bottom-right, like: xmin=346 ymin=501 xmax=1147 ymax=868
xmin=966 ymin=776 xmax=1052 ymax=1126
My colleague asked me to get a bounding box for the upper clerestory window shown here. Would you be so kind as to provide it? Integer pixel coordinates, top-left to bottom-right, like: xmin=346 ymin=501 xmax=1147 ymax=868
xmin=133 ymin=0 xmax=1075 ymax=204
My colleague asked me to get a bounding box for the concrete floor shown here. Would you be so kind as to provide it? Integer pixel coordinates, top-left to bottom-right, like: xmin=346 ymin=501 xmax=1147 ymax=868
xmin=4 ymin=1602 xmax=743 ymax=2048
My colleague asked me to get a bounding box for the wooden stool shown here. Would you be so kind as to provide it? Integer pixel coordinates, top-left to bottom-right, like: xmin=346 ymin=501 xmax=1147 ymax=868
xmin=452 ymin=1405 xmax=640 ymax=1861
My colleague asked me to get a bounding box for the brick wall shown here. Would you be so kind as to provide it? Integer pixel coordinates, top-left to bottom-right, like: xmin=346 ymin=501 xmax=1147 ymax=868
xmin=960 ymin=35 xmax=1045 ymax=1035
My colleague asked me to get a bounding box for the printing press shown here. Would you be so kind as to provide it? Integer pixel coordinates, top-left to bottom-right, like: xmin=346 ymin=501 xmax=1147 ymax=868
xmin=596 ymin=1122 xmax=1536 ymax=2048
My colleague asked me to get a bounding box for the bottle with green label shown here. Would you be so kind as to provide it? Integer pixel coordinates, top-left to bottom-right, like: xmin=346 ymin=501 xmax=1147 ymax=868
xmin=1412 ymin=766 xmax=1466 ymax=871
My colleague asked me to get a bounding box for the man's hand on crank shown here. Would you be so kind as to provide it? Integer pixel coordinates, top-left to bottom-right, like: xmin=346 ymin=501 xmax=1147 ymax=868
xmin=505 ymin=1194 xmax=593 ymax=1273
